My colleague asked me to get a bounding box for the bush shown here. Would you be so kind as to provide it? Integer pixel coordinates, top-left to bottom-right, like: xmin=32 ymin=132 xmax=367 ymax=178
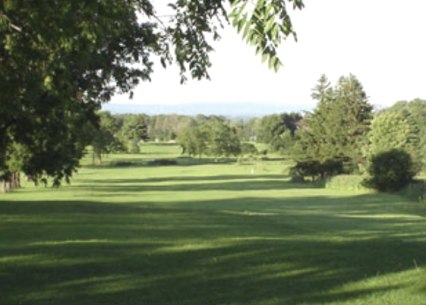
xmin=290 ymin=160 xmax=322 ymax=181
xmin=365 ymin=149 xmax=417 ymax=191
xmin=290 ymin=159 xmax=344 ymax=182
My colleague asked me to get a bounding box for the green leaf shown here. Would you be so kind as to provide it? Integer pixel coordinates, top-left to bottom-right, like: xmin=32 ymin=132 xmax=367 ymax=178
xmin=264 ymin=15 xmax=275 ymax=33
xmin=242 ymin=18 xmax=252 ymax=39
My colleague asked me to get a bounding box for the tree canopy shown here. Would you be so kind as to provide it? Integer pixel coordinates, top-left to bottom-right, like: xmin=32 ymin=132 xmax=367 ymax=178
xmin=179 ymin=119 xmax=241 ymax=158
xmin=0 ymin=0 xmax=304 ymax=189
xmin=293 ymin=74 xmax=373 ymax=179
xmin=387 ymin=99 xmax=426 ymax=164
xmin=368 ymin=110 xmax=420 ymax=160
xmin=256 ymin=112 xmax=301 ymax=152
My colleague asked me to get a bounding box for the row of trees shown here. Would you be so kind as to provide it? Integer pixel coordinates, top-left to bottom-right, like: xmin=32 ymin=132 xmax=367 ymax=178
xmin=89 ymin=114 xmax=260 ymax=160
xmin=90 ymin=112 xmax=301 ymax=144
xmin=87 ymin=110 xmax=306 ymax=162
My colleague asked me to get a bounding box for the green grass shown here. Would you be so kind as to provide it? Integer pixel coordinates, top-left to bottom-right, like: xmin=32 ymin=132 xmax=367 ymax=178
xmin=1 ymin=144 xmax=426 ymax=305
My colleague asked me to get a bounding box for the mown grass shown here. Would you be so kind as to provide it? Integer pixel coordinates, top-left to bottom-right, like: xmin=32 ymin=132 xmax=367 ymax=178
xmin=1 ymin=144 xmax=426 ymax=305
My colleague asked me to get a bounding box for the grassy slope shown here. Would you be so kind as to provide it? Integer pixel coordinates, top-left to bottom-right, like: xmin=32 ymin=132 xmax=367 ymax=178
xmin=1 ymin=144 xmax=426 ymax=305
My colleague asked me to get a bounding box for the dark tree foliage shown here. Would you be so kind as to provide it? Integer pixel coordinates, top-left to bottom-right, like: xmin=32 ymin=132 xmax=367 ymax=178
xmin=0 ymin=0 xmax=303 ymax=189
xmin=290 ymin=159 xmax=344 ymax=182
xmin=88 ymin=112 xmax=125 ymax=163
xmin=256 ymin=112 xmax=302 ymax=152
xmin=0 ymin=1 xmax=158 ymax=188
xmin=292 ymin=74 xmax=373 ymax=179
xmin=365 ymin=149 xmax=417 ymax=192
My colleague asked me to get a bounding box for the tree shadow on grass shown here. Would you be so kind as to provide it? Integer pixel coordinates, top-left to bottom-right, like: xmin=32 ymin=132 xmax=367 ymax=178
xmin=82 ymin=174 xmax=290 ymax=185
xmin=1 ymin=193 xmax=426 ymax=305
xmin=85 ymin=155 xmax=289 ymax=169
xmin=73 ymin=176 xmax=322 ymax=196
xmin=84 ymin=157 xmax=240 ymax=169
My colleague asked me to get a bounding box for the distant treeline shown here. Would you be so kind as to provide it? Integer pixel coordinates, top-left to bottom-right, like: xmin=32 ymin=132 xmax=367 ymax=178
xmin=90 ymin=111 xmax=303 ymax=158
xmin=92 ymin=80 xmax=426 ymax=172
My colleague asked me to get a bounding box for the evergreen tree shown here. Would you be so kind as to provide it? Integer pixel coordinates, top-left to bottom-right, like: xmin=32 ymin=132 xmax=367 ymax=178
xmin=293 ymin=74 xmax=373 ymax=179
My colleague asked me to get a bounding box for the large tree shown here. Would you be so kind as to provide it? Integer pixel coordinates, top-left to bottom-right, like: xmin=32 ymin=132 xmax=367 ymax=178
xmin=293 ymin=74 xmax=373 ymax=178
xmin=178 ymin=121 xmax=208 ymax=157
xmin=207 ymin=120 xmax=241 ymax=157
xmin=179 ymin=119 xmax=241 ymax=158
xmin=0 ymin=0 xmax=304 ymax=189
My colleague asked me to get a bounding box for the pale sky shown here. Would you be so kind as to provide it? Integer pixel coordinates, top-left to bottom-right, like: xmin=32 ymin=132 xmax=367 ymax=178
xmin=110 ymin=0 xmax=426 ymax=111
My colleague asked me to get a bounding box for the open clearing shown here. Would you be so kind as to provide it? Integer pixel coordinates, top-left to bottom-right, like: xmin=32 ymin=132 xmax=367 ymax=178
xmin=1 ymin=144 xmax=426 ymax=305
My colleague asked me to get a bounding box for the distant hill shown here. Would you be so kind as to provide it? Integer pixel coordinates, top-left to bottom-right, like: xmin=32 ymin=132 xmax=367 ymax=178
xmin=102 ymin=102 xmax=312 ymax=118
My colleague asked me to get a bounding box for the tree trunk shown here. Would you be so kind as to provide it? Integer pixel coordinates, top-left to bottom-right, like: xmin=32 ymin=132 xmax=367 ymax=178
xmin=1 ymin=172 xmax=21 ymax=192
xmin=1 ymin=179 xmax=11 ymax=193
xmin=11 ymin=172 xmax=20 ymax=189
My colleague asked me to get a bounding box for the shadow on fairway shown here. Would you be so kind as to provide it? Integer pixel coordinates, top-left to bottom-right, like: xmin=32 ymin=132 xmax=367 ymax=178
xmin=82 ymin=174 xmax=290 ymax=184
xmin=74 ymin=175 xmax=323 ymax=195
xmin=1 ymin=192 xmax=426 ymax=305
xmin=85 ymin=156 xmax=288 ymax=169
xmin=84 ymin=157 xmax=239 ymax=169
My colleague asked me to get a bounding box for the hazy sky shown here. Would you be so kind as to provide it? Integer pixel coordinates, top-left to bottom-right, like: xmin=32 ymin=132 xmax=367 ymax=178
xmin=110 ymin=0 xmax=426 ymax=110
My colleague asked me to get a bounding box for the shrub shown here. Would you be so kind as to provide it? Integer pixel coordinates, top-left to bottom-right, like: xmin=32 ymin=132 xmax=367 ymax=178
xmin=365 ymin=149 xmax=417 ymax=191
xmin=290 ymin=159 xmax=344 ymax=182
xmin=290 ymin=160 xmax=322 ymax=181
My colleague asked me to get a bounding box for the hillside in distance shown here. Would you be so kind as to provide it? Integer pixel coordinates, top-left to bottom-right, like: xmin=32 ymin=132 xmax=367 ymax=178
xmin=102 ymin=102 xmax=312 ymax=118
